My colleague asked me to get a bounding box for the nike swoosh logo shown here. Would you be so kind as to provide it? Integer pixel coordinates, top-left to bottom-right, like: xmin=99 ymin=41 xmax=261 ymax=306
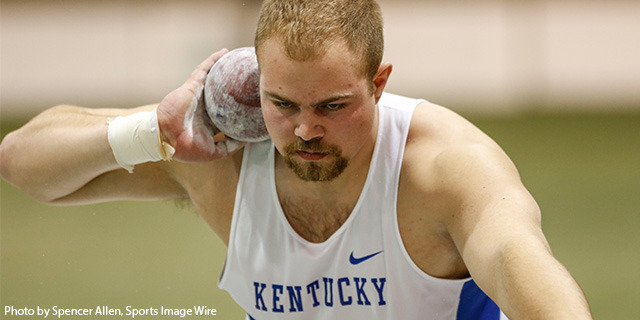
xmin=349 ymin=250 xmax=383 ymax=265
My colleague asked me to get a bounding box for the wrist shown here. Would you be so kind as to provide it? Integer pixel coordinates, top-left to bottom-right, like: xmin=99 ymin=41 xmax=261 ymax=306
xmin=107 ymin=108 xmax=175 ymax=173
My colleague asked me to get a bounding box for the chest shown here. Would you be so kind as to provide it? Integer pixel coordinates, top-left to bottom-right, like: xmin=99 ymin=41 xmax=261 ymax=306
xmin=278 ymin=196 xmax=354 ymax=243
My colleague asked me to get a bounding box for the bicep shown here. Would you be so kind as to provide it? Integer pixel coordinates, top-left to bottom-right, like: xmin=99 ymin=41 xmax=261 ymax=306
xmin=453 ymin=186 xmax=549 ymax=275
xmin=439 ymin=145 xmax=551 ymax=296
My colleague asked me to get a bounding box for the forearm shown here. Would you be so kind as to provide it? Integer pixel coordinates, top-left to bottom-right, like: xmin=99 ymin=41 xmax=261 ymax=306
xmin=493 ymin=240 xmax=592 ymax=319
xmin=1 ymin=51 xmax=233 ymax=204
xmin=0 ymin=105 xmax=150 ymax=202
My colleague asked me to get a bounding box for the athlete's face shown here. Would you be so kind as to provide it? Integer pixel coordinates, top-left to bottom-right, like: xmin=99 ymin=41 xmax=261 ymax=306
xmin=258 ymin=40 xmax=389 ymax=182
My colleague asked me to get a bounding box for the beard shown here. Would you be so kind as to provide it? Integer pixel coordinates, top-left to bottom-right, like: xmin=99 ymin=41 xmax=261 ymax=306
xmin=283 ymin=138 xmax=349 ymax=182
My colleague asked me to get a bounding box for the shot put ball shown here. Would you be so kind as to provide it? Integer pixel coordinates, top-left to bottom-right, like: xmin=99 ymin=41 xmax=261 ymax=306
xmin=204 ymin=47 xmax=269 ymax=142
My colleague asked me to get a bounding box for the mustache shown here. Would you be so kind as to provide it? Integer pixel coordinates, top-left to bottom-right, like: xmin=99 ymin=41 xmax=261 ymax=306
xmin=284 ymin=138 xmax=340 ymax=155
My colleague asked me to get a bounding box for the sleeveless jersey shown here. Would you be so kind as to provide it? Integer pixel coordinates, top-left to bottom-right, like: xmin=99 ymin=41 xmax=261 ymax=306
xmin=218 ymin=92 xmax=508 ymax=319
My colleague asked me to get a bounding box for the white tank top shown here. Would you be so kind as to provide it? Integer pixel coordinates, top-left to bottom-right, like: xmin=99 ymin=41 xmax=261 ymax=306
xmin=219 ymin=93 xmax=508 ymax=320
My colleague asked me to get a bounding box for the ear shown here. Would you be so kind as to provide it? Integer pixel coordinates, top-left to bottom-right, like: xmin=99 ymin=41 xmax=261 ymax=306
xmin=372 ymin=62 xmax=392 ymax=104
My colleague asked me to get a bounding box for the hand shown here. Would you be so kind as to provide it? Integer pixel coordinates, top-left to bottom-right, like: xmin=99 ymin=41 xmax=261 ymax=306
xmin=157 ymin=49 xmax=245 ymax=162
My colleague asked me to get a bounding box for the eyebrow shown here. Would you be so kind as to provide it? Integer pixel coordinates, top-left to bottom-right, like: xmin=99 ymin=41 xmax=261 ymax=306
xmin=263 ymin=90 xmax=355 ymax=108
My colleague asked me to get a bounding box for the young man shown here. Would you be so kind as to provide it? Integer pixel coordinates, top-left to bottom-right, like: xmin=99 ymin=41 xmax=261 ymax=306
xmin=0 ymin=0 xmax=592 ymax=319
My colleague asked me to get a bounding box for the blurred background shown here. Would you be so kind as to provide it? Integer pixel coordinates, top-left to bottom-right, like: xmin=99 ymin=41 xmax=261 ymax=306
xmin=1 ymin=0 xmax=638 ymax=319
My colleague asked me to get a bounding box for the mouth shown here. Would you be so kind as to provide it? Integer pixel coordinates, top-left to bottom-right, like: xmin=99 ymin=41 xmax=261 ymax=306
xmin=296 ymin=150 xmax=329 ymax=161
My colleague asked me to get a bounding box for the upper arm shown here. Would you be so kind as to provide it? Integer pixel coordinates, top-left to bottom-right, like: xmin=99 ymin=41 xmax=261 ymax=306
xmin=437 ymin=143 xmax=551 ymax=299
xmin=437 ymin=144 xmax=594 ymax=318
xmin=408 ymin=102 xmax=549 ymax=289
xmin=405 ymin=104 xmax=591 ymax=318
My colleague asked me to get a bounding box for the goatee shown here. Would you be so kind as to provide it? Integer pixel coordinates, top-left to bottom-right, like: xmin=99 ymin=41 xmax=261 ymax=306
xmin=283 ymin=139 xmax=348 ymax=182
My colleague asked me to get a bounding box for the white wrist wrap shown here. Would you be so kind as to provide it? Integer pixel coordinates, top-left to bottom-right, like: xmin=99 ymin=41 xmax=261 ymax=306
xmin=107 ymin=109 xmax=175 ymax=173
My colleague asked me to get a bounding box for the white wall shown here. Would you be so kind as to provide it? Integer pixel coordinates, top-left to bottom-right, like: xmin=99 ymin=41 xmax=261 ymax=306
xmin=381 ymin=0 xmax=640 ymax=113
xmin=1 ymin=0 xmax=639 ymax=118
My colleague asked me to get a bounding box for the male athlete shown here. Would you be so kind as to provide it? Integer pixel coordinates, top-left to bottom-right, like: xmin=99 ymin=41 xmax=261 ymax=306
xmin=0 ymin=0 xmax=592 ymax=319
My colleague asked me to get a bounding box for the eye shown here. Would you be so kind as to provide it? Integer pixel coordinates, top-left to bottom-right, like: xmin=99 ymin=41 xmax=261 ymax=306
xmin=325 ymin=103 xmax=345 ymax=111
xmin=274 ymin=100 xmax=293 ymax=109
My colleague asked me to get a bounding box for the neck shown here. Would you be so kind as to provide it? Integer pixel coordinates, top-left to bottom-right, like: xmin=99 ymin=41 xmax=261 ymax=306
xmin=274 ymin=138 xmax=375 ymax=243
xmin=273 ymin=108 xmax=379 ymax=243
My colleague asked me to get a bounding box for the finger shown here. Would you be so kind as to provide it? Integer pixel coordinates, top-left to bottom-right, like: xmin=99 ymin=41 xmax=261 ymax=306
xmin=219 ymin=137 xmax=245 ymax=154
xmin=185 ymin=48 xmax=230 ymax=92
xmin=212 ymin=133 xmax=245 ymax=154
xmin=211 ymin=140 xmax=243 ymax=156
xmin=202 ymin=48 xmax=230 ymax=71
xmin=213 ymin=132 xmax=227 ymax=143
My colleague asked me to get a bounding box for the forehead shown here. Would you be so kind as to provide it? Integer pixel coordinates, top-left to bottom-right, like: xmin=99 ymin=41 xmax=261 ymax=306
xmin=257 ymin=39 xmax=367 ymax=98
xmin=257 ymin=38 xmax=359 ymax=68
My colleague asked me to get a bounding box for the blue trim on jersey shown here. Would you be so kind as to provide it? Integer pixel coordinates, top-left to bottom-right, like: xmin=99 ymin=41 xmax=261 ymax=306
xmin=457 ymin=279 xmax=501 ymax=319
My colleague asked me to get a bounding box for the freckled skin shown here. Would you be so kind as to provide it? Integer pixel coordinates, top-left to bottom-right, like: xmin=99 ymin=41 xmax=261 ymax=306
xmin=204 ymin=47 xmax=268 ymax=142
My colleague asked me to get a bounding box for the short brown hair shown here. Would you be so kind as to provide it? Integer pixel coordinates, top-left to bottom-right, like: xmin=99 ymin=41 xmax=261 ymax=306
xmin=255 ymin=0 xmax=384 ymax=80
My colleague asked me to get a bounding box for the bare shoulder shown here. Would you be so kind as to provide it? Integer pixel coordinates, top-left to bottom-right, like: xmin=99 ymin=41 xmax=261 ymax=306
xmin=401 ymin=101 xmax=539 ymax=229
xmin=169 ymin=149 xmax=245 ymax=243
xmin=403 ymin=101 xmax=518 ymax=192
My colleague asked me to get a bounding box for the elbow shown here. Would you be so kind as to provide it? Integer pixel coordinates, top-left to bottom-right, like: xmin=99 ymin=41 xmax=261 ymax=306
xmin=0 ymin=130 xmax=57 ymax=204
xmin=0 ymin=130 xmax=18 ymax=186
xmin=1 ymin=105 xmax=87 ymax=204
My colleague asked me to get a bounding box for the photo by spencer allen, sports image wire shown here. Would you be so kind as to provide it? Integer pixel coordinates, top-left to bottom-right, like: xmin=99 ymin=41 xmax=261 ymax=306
xmin=4 ymin=305 xmax=217 ymax=318
xmin=1 ymin=0 xmax=638 ymax=319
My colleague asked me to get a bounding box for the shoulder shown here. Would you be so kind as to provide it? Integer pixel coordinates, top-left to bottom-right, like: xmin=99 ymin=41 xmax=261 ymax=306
xmin=406 ymin=101 xmax=500 ymax=151
xmin=403 ymin=101 xmax=513 ymax=177
xmin=401 ymin=102 xmax=525 ymax=218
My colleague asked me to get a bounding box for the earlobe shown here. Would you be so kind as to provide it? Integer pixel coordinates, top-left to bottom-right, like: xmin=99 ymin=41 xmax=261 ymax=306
xmin=373 ymin=62 xmax=392 ymax=103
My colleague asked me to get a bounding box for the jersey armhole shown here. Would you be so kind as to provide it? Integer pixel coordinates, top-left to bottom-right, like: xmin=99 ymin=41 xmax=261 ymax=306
xmin=217 ymin=142 xmax=255 ymax=289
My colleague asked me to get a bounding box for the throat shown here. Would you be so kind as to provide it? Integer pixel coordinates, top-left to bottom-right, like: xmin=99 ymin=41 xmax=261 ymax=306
xmin=280 ymin=196 xmax=353 ymax=243
xmin=274 ymin=148 xmax=372 ymax=243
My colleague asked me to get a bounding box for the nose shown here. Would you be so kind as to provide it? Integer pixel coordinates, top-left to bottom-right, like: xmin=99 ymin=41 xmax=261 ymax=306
xmin=294 ymin=109 xmax=324 ymax=141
